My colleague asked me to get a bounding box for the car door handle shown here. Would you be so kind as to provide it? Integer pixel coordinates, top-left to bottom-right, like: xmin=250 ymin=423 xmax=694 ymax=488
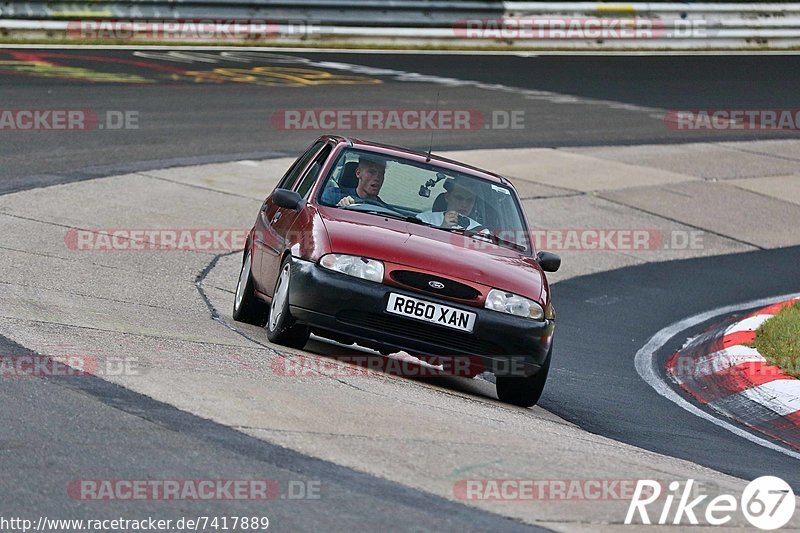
xmin=270 ymin=211 xmax=282 ymax=225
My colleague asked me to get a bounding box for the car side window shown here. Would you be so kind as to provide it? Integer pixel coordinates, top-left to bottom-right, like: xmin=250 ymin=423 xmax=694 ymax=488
xmin=276 ymin=141 xmax=325 ymax=190
xmin=295 ymin=145 xmax=333 ymax=198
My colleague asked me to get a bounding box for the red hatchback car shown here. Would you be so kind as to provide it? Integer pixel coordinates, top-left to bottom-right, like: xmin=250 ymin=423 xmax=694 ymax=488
xmin=233 ymin=136 xmax=560 ymax=406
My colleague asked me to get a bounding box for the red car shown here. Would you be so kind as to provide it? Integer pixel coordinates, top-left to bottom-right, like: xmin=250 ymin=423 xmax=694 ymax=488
xmin=233 ymin=136 xmax=559 ymax=406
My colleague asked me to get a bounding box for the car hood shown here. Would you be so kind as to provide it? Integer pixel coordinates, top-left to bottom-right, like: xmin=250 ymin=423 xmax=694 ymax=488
xmin=318 ymin=207 xmax=544 ymax=302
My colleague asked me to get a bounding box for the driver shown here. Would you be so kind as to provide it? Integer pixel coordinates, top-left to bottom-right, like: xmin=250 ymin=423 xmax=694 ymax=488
xmin=323 ymin=155 xmax=387 ymax=207
xmin=417 ymin=178 xmax=484 ymax=230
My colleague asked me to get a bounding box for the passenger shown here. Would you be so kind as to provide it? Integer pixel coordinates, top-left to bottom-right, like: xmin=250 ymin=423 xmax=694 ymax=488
xmin=417 ymin=178 xmax=484 ymax=230
xmin=323 ymin=155 xmax=387 ymax=207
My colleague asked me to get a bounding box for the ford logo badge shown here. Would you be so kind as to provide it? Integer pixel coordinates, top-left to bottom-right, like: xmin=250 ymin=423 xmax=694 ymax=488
xmin=428 ymin=281 xmax=445 ymax=289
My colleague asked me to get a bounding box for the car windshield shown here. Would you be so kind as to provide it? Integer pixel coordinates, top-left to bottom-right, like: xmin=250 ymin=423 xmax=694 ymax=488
xmin=317 ymin=148 xmax=531 ymax=253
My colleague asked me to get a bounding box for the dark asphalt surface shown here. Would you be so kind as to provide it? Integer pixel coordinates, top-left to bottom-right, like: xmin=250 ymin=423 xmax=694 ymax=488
xmin=542 ymin=246 xmax=800 ymax=492
xmin=1 ymin=49 xmax=799 ymax=193
xmin=306 ymin=53 xmax=800 ymax=111
xmin=1 ymin=48 xmax=799 ymax=525
xmin=0 ymin=337 xmax=537 ymax=531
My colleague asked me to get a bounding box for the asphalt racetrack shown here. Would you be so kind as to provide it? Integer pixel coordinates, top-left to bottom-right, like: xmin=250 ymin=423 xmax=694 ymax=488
xmin=1 ymin=48 xmax=799 ymax=530
xmin=2 ymin=49 xmax=799 ymax=191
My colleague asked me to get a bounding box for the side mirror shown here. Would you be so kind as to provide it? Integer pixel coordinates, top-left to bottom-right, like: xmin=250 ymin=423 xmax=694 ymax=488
xmin=536 ymin=251 xmax=561 ymax=272
xmin=272 ymin=189 xmax=304 ymax=210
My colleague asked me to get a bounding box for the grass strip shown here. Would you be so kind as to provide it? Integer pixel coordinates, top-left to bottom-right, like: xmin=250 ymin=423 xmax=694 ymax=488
xmin=753 ymin=301 xmax=800 ymax=378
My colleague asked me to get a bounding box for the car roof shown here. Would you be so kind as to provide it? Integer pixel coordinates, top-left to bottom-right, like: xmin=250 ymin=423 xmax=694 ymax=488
xmin=319 ymin=135 xmax=510 ymax=186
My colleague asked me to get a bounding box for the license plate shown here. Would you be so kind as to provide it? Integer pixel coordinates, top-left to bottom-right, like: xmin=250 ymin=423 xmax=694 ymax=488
xmin=385 ymin=293 xmax=476 ymax=333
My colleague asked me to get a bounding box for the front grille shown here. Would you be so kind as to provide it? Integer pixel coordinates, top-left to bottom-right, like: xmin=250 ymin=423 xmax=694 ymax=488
xmin=337 ymin=310 xmax=506 ymax=356
xmin=390 ymin=270 xmax=480 ymax=300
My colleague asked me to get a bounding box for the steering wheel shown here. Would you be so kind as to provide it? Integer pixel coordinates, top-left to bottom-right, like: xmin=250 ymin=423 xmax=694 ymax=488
xmin=342 ymin=197 xmax=384 ymax=208
xmin=454 ymin=214 xmax=488 ymax=233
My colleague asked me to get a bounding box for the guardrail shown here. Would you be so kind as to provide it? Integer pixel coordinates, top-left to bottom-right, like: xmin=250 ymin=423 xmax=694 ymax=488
xmin=1 ymin=2 xmax=799 ymax=48
xmin=0 ymin=1 xmax=504 ymax=27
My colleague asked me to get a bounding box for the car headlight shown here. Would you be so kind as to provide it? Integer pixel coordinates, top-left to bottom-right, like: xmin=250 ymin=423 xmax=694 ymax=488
xmin=485 ymin=288 xmax=544 ymax=320
xmin=320 ymin=254 xmax=384 ymax=283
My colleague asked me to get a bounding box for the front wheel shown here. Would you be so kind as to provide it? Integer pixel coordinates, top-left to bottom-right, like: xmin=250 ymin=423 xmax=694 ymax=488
xmin=495 ymin=347 xmax=551 ymax=407
xmin=232 ymin=249 xmax=269 ymax=326
xmin=266 ymin=257 xmax=310 ymax=349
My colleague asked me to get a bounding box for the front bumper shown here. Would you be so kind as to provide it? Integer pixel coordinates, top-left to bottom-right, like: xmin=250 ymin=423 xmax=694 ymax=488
xmin=289 ymin=258 xmax=554 ymax=377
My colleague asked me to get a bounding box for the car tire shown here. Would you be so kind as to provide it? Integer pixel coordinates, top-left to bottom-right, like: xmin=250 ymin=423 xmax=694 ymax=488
xmin=495 ymin=346 xmax=551 ymax=407
xmin=232 ymin=248 xmax=269 ymax=326
xmin=266 ymin=257 xmax=310 ymax=349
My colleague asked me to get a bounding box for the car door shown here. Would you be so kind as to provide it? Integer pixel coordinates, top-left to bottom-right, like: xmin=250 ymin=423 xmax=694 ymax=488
xmin=257 ymin=142 xmax=334 ymax=296
xmin=252 ymin=141 xmax=324 ymax=294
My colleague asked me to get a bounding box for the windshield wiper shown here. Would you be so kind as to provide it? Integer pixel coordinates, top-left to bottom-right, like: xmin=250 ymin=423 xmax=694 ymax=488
xmin=446 ymin=227 xmax=527 ymax=252
xmin=403 ymin=215 xmax=435 ymax=226
xmin=354 ymin=209 xmax=434 ymax=227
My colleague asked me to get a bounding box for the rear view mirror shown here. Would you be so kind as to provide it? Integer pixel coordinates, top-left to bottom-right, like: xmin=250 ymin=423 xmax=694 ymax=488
xmin=272 ymin=189 xmax=304 ymax=210
xmin=536 ymin=251 xmax=561 ymax=272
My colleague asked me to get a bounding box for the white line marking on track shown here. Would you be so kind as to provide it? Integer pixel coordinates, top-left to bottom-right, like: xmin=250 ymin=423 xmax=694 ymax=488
xmin=5 ymin=45 xmax=797 ymax=117
xmin=634 ymin=291 xmax=800 ymax=461
xmin=725 ymin=314 xmax=773 ymax=334
xmin=741 ymin=380 xmax=800 ymax=416
xmin=683 ymin=345 xmax=765 ymax=380
xmin=307 ymin=59 xmax=663 ymax=113
xmin=131 ymin=49 xmax=664 ymax=114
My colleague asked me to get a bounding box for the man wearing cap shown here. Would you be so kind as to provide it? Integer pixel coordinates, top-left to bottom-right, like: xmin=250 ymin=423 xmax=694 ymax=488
xmin=323 ymin=155 xmax=387 ymax=207
xmin=417 ymin=178 xmax=484 ymax=230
